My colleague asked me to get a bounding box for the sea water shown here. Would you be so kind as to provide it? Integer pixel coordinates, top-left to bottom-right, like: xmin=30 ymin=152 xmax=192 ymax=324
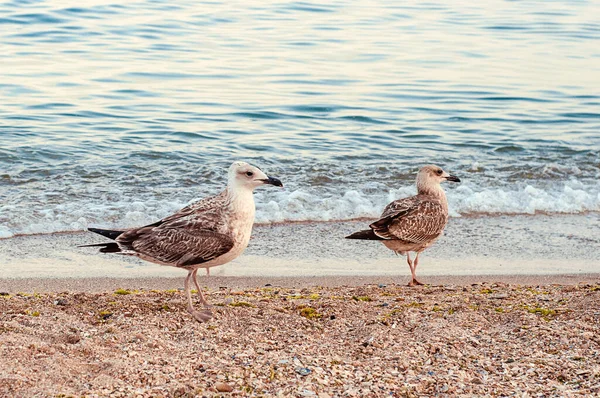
xmin=1 ymin=0 xmax=599 ymax=239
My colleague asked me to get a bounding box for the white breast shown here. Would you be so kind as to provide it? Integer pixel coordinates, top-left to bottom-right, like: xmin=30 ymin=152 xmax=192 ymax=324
xmin=205 ymin=189 xmax=256 ymax=268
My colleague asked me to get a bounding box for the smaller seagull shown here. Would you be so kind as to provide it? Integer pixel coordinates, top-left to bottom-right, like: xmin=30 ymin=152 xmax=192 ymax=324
xmin=82 ymin=161 xmax=283 ymax=322
xmin=346 ymin=165 xmax=460 ymax=286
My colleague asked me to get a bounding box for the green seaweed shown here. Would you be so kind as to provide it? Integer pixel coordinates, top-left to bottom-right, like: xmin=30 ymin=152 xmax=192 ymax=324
xmin=299 ymin=306 xmax=322 ymax=319
xmin=525 ymin=305 xmax=556 ymax=321
xmin=229 ymin=301 xmax=256 ymax=308
xmin=98 ymin=310 xmax=113 ymax=320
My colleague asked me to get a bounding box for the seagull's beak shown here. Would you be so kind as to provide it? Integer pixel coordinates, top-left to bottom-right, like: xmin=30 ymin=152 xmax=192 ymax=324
xmin=261 ymin=176 xmax=283 ymax=187
xmin=445 ymin=175 xmax=461 ymax=183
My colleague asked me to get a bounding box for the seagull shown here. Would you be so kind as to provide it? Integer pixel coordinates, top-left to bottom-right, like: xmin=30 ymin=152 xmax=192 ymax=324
xmin=82 ymin=161 xmax=283 ymax=322
xmin=346 ymin=165 xmax=460 ymax=286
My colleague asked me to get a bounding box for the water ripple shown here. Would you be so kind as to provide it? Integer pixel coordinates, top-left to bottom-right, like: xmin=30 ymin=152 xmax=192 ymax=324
xmin=1 ymin=0 xmax=599 ymax=235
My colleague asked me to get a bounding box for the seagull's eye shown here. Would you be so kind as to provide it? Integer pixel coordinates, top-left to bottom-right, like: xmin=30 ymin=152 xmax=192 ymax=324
xmin=245 ymin=171 xmax=254 ymax=177
xmin=436 ymin=169 xmax=443 ymax=175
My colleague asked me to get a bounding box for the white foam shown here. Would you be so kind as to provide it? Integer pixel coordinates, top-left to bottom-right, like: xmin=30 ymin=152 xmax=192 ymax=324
xmin=1 ymin=179 xmax=599 ymax=237
xmin=253 ymin=179 xmax=600 ymax=223
xmin=0 ymin=225 xmax=14 ymax=239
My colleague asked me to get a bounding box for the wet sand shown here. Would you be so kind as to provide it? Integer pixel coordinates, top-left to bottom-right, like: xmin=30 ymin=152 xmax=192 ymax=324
xmin=1 ymin=215 xmax=600 ymax=279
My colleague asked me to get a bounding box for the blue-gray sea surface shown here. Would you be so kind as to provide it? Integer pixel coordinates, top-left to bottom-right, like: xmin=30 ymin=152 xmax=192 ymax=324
xmin=1 ymin=0 xmax=599 ymax=237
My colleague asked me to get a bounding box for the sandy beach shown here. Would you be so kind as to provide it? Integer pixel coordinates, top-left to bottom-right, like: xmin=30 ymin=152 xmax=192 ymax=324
xmin=1 ymin=217 xmax=599 ymax=396
xmin=1 ymin=278 xmax=599 ymax=397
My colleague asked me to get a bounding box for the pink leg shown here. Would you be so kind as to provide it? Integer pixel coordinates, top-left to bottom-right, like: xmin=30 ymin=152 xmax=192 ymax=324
xmin=406 ymin=253 xmax=415 ymax=287
xmin=411 ymin=253 xmax=424 ymax=286
xmin=184 ymin=270 xmax=212 ymax=323
xmin=191 ymin=268 xmax=211 ymax=308
xmin=406 ymin=252 xmax=424 ymax=287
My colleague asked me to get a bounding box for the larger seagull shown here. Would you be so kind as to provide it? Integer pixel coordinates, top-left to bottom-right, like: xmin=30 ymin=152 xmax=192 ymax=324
xmin=83 ymin=161 xmax=282 ymax=322
xmin=346 ymin=165 xmax=460 ymax=286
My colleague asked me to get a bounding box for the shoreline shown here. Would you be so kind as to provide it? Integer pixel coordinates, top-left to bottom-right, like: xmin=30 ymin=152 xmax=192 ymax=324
xmin=2 ymin=211 xmax=600 ymax=240
xmin=1 ymin=274 xmax=600 ymax=294
xmin=1 ymin=214 xmax=599 ymax=279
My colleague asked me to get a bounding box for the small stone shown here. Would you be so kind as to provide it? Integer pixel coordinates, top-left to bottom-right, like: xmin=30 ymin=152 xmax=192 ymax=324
xmin=215 ymin=382 xmax=233 ymax=392
xmin=378 ymin=284 xmax=387 ymax=288
xmin=295 ymin=367 xmax=311 ymax=376
xmin=54 ymin=299 xmax=68 ymax=306
xmin=64 ymin=334 xmax=80 ymax=344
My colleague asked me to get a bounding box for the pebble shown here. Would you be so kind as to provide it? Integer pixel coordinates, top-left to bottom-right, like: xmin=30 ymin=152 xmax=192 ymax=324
xmin=296 ymin=367 xmax=311 ymax=376
xmin=214 ymin=382 xmax=233 ymax=392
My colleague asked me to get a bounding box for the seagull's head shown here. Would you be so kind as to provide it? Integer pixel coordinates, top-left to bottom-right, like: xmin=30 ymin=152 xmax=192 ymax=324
xmin=228 ymin=161 xmax=283 ymax=191
xmin=417 ymin=165 xmax=460 ymax=193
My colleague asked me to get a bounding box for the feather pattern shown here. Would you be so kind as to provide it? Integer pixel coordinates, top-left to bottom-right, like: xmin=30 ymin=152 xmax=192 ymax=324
xmin=113 ymin=190 xmax=245 ymax=268
xmin=371 ymin=195 xmax=448 ymax=246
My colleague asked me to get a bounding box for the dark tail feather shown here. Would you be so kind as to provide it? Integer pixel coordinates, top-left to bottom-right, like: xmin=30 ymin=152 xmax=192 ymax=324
xmin=345 ymin=229 xmax=383 ymax=240
xmin=78 ymin=242 xmax=122 ymax=253
xmin=88 ymin=227 xmax=124 ymax=240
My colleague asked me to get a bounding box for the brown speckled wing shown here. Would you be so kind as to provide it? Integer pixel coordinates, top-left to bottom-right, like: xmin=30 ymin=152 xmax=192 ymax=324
xmin=159 ymin=190 xmax=230 ymax=225
xmin=130 ymin=226 xmax=234 ymax=266
xmin=380 ymin=196 xmax=420 ymax=219
xmin=370 ymin=195 xmax=447 ymax=242
xmin=115 ymin=190 xmax=234 ymax=266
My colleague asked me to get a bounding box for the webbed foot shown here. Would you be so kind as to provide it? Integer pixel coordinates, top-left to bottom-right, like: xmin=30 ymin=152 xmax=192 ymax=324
xmin=190 ymin=309 xmax=213 ymax=323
